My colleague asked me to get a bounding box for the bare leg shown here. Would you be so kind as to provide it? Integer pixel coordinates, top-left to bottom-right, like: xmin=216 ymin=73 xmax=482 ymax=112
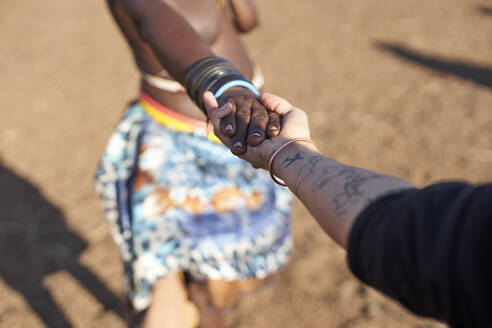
xmin=142 ymin=274 xmax=271 ymax=328
xmin=206 ymin=276 xmax=271 ymax=309
xmin=143 ymin=272 xmax=199 ymax=328
xmin=188 ymin=280 xmax=225 ymax=328
xmin=237 ymin=276 xmax=272 ymax=294
xmin=206 ymin=279 xmax=239 ymax=309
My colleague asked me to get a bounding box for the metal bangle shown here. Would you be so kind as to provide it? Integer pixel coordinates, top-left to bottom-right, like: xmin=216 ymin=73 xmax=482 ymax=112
xmin=267 ymin=138 xmax=316 ymax=187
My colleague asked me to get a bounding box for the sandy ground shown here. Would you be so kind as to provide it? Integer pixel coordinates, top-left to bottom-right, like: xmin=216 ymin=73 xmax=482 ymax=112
xmin=1 ymin=0 xmax=491 ymax=327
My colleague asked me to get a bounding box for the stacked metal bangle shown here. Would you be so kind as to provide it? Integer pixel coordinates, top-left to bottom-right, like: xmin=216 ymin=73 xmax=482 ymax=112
xmin=185 ymin=56 xmax=259 ymax=115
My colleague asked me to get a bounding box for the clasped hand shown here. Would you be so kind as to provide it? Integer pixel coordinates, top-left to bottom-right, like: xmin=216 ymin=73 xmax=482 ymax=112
xmin=206 ymin=91 xmax=312 ymax=170
xmin=214 ymin=88 xmax=279 ymax=155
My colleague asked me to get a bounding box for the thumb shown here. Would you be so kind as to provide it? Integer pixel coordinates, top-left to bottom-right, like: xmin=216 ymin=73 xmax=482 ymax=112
xmin=261 ymin=92 xmax=294 ymax=115
xmin=203 ymin=91 xmax=232 ymax=119
xmin=203 ymin=91 xmax=219 ymax=116
xmin=203 ymin=91 xmax=233 ymax=135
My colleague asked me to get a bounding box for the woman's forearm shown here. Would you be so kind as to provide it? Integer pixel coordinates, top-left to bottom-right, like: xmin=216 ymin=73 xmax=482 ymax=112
xmin=272 ymin=142 xmax=414 ymax=248
xmin=122 ymin=0 xmax=216 ymax=83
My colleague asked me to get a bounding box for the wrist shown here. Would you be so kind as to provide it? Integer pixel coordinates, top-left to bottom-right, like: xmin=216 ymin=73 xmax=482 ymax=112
xmin=270 ymin=139 xmax=320 ymax=186
xmin=214 ymin=81 xmax=259 ymax=98
xmin=221 ymin=86 xmax=258 ymax=97
xmin=185 ymin=56 xmax=257 ymax=113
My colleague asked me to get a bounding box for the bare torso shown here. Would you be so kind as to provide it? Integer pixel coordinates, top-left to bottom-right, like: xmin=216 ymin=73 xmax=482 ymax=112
xmin=109 ymin=0 xmax=256 ymax=121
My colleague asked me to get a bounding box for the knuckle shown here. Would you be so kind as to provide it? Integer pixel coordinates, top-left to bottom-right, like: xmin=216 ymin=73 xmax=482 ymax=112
xmin=220 ymin=114 xmax=233 ymax=123
xmin=236 ymin=105 xmax=251 ymax=116
xmin=238 ymin=104 xmax=251 ymax=112
xmin=239 ymin=95 xmax=255 ymax=106
xmin=236 ymin=115 xmax=250 ymax=125
xmin=239 ymin=102 xmax=251 ymax=110
xmin=220 ymin=120 xmax=232 ymax=128
xmin=251 ymin=111 xmax=268 ymax=120
xmin=245 ymin=96 xmax=255 ymax=104
xmin=219 ymin=98 xmax=233 ymax=107
xmin=249 ymin=126 xmax=263 ymax=134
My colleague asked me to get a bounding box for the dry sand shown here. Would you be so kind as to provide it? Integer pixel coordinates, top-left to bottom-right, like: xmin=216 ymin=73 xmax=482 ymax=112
xmin=1 ymin=0 xmax=491 ymax=327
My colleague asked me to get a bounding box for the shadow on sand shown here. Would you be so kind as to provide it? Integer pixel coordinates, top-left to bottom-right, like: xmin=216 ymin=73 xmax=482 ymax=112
xmin=0 ymin=160 xmax=124 ymax=327
xmin=375 ymin=41 xmax=492 ymax=89
xmin=477 ymin=5 xmax=492 ymax=16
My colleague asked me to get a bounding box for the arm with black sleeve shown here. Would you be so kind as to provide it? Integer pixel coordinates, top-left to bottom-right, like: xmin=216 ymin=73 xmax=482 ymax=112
xmin=203 ymin=92 xmax=492 ymax=327
xmin=348 ymin=182 xmax=492 ymax=327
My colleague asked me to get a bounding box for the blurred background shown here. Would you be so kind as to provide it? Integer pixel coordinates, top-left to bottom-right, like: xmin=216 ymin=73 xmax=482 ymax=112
xmin=1 ymin=0 xmax=491 ymax=327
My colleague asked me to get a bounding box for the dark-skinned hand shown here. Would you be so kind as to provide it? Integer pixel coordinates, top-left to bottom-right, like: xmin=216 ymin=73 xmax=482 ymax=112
xmin=217 ymin=87 xmax=280 ymax=155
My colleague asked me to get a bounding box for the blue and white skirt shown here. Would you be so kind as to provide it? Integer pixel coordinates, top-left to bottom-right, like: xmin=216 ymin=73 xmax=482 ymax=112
xmin=94 ymin=95 xmax=292 ymax=310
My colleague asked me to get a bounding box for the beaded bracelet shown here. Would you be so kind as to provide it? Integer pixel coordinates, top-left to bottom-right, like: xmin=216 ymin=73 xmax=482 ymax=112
xmin=267 ymin=138 xmax=316 ymax=186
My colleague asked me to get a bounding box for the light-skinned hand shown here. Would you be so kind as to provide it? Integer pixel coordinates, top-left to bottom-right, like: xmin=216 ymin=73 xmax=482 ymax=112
xmin=204 ymin=91 xmax=314 ymax=170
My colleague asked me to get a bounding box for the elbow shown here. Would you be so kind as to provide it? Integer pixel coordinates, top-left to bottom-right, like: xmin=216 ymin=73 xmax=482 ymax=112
xmin=228 ymin=0 xmax=259 ymax=33
xmin=235 ymin=15 xmax=259 ymax=33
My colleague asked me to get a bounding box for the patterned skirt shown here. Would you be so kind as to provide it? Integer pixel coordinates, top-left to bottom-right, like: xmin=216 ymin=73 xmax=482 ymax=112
xmin=94 ymin=93 xmax=292 ymax=310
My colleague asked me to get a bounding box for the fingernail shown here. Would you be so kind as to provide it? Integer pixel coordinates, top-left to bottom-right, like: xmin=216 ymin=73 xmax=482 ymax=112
xmin=214 ymin=103 xmax=231 ymax=114
xmin=268 ymin=127 xmax=279 ymax=132
xmin=224 ymin=124 xmax=233 ymax=132
xmin=219 ymin=103 xmax=231 ymax=111
xmin=252 ymin=132 xmax=262 ymax=137
xmin=233 ymin=141 xmax=243 ymax=148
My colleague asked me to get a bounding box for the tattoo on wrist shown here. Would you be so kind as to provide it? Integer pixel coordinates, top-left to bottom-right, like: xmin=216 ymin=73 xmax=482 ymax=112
xmin=282 ymin=152 xmax=305 ymax=168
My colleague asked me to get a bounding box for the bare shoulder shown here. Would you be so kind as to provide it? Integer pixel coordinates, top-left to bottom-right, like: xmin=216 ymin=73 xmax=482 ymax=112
xmin=116 ymin=0 xmax=218 ymax=17
xmin=113 ymin=0 xmax=221 ymax=43
xmin=167 ymin=0 xmax=223 ymax=44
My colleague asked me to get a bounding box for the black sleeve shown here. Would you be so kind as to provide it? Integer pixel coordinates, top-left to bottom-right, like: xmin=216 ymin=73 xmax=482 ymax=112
xmin=347 ymin=182 xmax=492 ymax=327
